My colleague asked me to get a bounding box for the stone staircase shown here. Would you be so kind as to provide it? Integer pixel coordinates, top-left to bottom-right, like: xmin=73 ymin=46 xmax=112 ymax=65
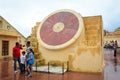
xmin=83 ymin=16 xmax=102 ymax=46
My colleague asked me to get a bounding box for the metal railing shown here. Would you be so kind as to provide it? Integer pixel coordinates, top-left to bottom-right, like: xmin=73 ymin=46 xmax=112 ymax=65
xmin=35 ymin=60 xmax=69 ymax=74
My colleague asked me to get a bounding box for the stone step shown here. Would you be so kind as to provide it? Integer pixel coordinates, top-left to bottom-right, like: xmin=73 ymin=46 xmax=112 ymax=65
xmin=85 ymin=30 xmax=99 ymax=35
xmin=86 ymin=34 xmax=99 ymax=40
xmin=85 ymin=25 xmax=100 ymax=30
xmin=82 ymin=40 xmax=100 ymax=46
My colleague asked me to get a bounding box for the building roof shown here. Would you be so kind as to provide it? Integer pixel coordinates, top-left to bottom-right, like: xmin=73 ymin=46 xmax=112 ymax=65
xmin=0 ymin=16 xmax=26 ymax=39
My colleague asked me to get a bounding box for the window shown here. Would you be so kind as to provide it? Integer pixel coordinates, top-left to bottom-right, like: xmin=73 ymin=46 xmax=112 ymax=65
xmin=7 ymin=26 xmax=10 ymax=30
xmin=2 ymin=41 xmax=9 ymax=56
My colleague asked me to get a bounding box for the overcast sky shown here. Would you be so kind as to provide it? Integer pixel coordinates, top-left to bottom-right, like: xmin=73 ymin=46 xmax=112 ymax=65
xmin=0 ymin=0 xmax=120 ymax=37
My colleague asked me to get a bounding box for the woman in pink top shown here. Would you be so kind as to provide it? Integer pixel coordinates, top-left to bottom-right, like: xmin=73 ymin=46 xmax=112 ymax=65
xmin=114 ymin=40 xmax=118 ymax=57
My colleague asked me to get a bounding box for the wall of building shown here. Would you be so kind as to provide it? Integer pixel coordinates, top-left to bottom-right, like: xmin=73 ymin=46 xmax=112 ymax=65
xmin=0 ymin=36 xmax=17 ymax=59
xmin=36 ymin=15 xmax=104 ymax=72
xmin=0 ymin=16 xmax=26 ymax=60
xmin=104 ymin=29 xmax=120 ymax=47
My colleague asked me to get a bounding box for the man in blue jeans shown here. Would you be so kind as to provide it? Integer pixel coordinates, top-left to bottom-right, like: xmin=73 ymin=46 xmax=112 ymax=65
xmin=13 ymin=42 xmax=22 ymax=73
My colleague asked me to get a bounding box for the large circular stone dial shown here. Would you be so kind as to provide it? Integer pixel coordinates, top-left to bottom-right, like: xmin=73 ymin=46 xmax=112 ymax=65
xmin=37 ymin=9 xmax=84 ymax=49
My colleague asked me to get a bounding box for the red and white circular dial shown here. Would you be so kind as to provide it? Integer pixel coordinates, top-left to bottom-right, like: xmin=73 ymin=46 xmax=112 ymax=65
xmin=37 ymin=9 xmax=84 ymax=49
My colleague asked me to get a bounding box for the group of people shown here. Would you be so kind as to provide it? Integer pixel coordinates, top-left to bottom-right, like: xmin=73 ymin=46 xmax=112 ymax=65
xmin=104 ymin=40 xmax=118 ymax=57
xmin=12 ymin=41 xmax=34 ymax=78
xmin=104 ymin=40 xmax=115 ymax=49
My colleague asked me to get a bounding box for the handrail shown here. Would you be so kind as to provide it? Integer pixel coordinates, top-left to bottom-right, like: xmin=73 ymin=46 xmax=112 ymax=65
xmin=35 ymin=60 xmax=69 ymax=74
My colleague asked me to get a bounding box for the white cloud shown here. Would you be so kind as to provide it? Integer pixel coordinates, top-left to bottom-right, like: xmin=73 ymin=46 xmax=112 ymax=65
xmin=0 ymin=0 xmax=120 ymax=37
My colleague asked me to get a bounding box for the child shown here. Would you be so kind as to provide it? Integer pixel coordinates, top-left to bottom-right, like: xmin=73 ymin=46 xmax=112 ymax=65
xmin=20 ymin=51 xmax=26 ymax=73
xmin=26 ymin=48 xmax=34 ymax=77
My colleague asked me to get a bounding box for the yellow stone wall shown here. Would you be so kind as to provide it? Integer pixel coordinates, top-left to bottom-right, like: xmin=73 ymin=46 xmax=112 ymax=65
xmin=29 ymin=22 xmax=41 ymax=59
xmin=35 ymin=15 xmax=103 ymax=72
xmin=30 ymin=22 xmax=39 ymax=53
xmin=0 ymin=16 xmax=26 ymax=60
xmin=0 ymin=36 xmax=17 ymax=59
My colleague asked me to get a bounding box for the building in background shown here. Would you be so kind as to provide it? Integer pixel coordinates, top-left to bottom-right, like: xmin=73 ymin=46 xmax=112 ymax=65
xmin=104 ymin=28 xmax=120 ymax=47
xmin=0 ymin=16 xmax=26 ymax=60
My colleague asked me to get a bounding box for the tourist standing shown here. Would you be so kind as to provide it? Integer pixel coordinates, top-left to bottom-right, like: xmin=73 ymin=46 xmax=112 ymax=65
xmin=26 ymin=41 xmax=32 ymax=53
xmin=26 ymin=48 xmax=34 ymax=77
xmin=20 ymin=51 xmax=26 ymax=73
xmin=13 ymin=42 xmax=22 ymax=73
xmin=114 ymin=40 xmax=118 ymax=58
xmin=25 ymin=41 xmax=32 ymax=76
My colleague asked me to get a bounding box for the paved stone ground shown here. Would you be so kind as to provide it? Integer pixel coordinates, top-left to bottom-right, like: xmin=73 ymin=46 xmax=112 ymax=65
xmin=0 ymin=49 xmax=120 ymax=80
